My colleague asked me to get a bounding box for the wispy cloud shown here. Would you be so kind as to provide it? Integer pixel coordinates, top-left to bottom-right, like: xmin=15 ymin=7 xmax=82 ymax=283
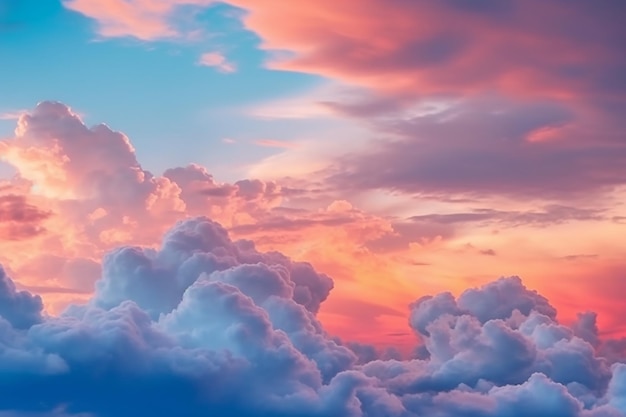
xmin=0 ymin=110 xmax=26 ymax=120
xmin=197 ymin=51 xmax=236 ymax=73
xmin=62 ymin=0 xmax=214 ymax=40
xmin=253 ymin=139 xmax=298 ymax=149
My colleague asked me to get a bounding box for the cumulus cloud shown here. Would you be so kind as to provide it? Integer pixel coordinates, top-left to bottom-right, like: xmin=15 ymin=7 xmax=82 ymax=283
xmin=0 ymin=217 xmax=624 ymax=416
xmin=0 ymin=266 xmax=43 ymax=329
xmin=0 ymin=102 xmax=297 ymax=295
xmin=1 ymin=101 xmax=625 ymax=416
xmin=93 ymin=217 xmax=334 ymax=318
xmin=0 ymin=101 xmax=184 ymax=214
xmin=0 ymin=101 xmax=423 ymax=347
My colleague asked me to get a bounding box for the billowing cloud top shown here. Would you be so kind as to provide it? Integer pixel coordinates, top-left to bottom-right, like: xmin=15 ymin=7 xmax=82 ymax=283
xmin=0 ymin=214 xmax=624 ymax=416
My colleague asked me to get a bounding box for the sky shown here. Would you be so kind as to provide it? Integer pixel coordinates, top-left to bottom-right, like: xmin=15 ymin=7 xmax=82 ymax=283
xmin=0 ymin=0 xmax=626 ymax=416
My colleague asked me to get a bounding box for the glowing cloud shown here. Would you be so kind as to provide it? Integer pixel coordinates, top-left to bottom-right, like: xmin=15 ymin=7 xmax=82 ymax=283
xmin=0 ymin=218 xmax=624 ymax=416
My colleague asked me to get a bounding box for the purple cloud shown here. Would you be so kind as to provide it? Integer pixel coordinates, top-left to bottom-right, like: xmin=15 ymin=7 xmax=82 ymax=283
xmin=328 ymin=97 xmax=626 ymax=199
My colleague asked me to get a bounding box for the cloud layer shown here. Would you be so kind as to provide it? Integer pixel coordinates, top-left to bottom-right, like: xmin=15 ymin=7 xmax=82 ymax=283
xmin=328 ymin=96 xmax=626 ymax=199
xmin=1 ymin=102 xmax=625 ymax=416
xmin=62 ymin=0 xmax=626 ymax=100
xmin=0 ymin=217 xmax=624 ymax=416
xmin=1 ymin=100 xmax=625 ymax=349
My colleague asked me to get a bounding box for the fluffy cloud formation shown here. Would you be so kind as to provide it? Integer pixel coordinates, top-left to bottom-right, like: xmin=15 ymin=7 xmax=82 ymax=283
xmin=0 ymin=102 xmax=410 ymax=342
xmin=0 ymin=217 xmax=625 ymax=416
xmin=1 ymin=101 xmax=625 ymax=348
xmin=0 ymin=266 xmax=43 ymax=329
xmin=2 ymin=103 xmax=626 ymax=415
xmin=0 ymin=101 xmax=184 ymax=217
xmin=0 ymin=102 xmax=286 ymax=293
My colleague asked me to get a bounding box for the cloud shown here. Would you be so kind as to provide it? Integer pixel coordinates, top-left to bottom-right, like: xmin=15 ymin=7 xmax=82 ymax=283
xmin=63 ymin=0 xmax=625 ymax=205
xmin=197 ymin=52 xmax=236 ymax=73
xmin=0 ymin=101 xmax=409 ymax=343
xmin=0 ymin=265 xmax=43 ymax=329
xmin=62 ymin=0 xmax=215 ymax=40
xmin=327 ymin=96 xmax=626 ymax=199
xmin=0 ymin=100 xmax=188 ymax=263
xmin=214 ymin=1 xmax=626 ymax=203
xmin=408 ymin=205 xmax=605 ymax=228
xmin=93 ymin=217 xmax=334 ymax=317
xmin=254 ymin=139 xmax=298 ymax=149
xmin=236 ymin=0 xmax=626 ymax=102
xmin=0 ymin=219 xmax=624 ymax=416
xmin=0 ymin=111 xmax=27 ymax=121
xmin=16 ymin=255 xmax=102 ymax=293
xmin=0 ymin=195 xmax=50 ymax=223
xmin=0 ymin=194 xmax=51 ymax=240
xmin=0 ymin=101 xmax=174 ymax=204
xmin=2 ymin=102 xmax=626 ymax=412
xmin=63 ymin=0 xmax=626 ymax=103
xmin=58 ymin=1 xmax=626 ymax=203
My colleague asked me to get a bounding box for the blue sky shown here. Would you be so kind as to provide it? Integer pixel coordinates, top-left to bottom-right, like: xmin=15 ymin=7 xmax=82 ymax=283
xmin=0 ymin=0 xmax=334 ymax=179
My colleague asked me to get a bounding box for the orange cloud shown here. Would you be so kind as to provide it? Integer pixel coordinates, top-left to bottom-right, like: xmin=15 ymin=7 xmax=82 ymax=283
xmin=2 ymin=101 xmax=626 ymax=351
xmin=235 ymin=0 xmax=625 ymax=101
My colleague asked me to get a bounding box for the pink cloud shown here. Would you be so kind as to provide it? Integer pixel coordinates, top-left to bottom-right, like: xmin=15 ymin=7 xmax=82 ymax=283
xmin=0 ymin=102 xmax=276 ymax=300
xmin=234 ymin=0 xmax=625 ymax=101
xmin=197 ymin=51 xmax=236 ymax=73
xmin=325 ymin=96 xmax=626 ymax=199
xmin=62 ymin=0 xmax=214 ymax=40
xmin=2 ymin=101 xmax=626 ymax=354
xmin=0 ymin=194 xmax=51 ymax=241
xmin=60 ymin=1 xmax=626 ymax=205
xmin=254 ymin=139 xmax=298 ymax=149
xmin=0 ymin=102 xmax=405 ymax=333
xmin=62 ymin=1 xmax=626 ymax=103
xmin=0 ymin=110 xmax=27 ymax=120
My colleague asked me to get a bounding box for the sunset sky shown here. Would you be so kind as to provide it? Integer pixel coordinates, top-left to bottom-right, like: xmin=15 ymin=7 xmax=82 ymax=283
xmin=1 ymin=1 xmax=625 ymax=416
